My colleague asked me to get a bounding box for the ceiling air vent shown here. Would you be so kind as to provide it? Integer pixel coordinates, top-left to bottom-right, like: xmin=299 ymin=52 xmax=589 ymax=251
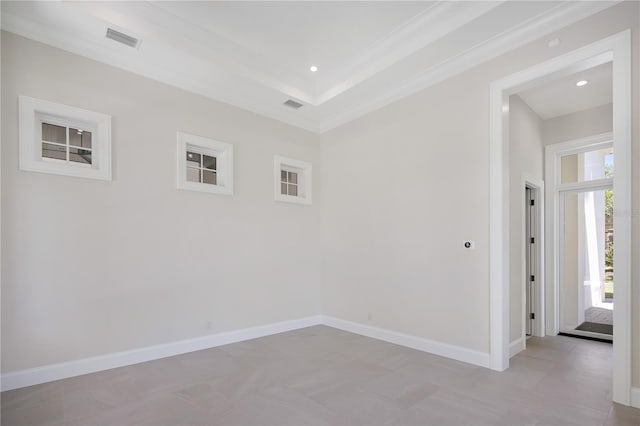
xmin=283 ymin=99 xmax=304 ymax=109
xmin=106 ymin=28 xmax=140 ymax=48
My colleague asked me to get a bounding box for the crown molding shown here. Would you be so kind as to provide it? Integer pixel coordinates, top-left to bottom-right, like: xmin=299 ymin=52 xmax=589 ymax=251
xmin=315 ymin=1 xmax=503 ymax=104
xmin=317 ymin=0 xmax=621 ymax=133
xmin=1 ymin=1 xmax=621 ymax=134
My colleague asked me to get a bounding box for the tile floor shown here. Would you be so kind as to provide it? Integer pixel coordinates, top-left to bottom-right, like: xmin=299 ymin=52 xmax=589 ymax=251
xmin=2 ymin=325 xmax=639 ymax=425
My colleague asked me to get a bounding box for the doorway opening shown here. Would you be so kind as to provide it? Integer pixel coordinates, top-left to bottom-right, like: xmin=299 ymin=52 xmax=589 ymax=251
xmin=554 ymin=140 xmax=614 ymax=340
xmin=489 ymin=30 xmax=631 ymax=404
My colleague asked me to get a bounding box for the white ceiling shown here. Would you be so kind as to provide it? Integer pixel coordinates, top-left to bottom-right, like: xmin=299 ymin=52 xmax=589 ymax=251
xmin=517 ymin=62 xmax=612 ymax=120
xmin=0 ymin=1 xmax=619 ymax=133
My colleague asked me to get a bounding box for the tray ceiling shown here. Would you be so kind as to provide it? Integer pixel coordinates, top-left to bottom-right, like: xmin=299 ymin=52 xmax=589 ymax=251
xmin=1 ymin=1 xmax=619 ymax=133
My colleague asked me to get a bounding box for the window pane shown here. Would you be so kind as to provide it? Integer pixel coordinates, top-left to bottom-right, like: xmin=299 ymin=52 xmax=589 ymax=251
xmin=69 ymin=147 xmax=92 ymax=164
xmin=186 ymin=167 xmax=201 ymax=183
xmin=203 ymin=170 xmax=217 ymax=185
xmin=42 ymin=123 xmax=66 ymax=144
xmin=281 ymin=170 xmax=287 ymax=182
xmin=288 ymin=171 xmax=298 ymax=184
xmin=561 ymin=148 xmax=613 ymax=184
xmin=69 ymin=128 xmax=92 ymax=149
xmin=281 ymin=182 xmax=287 ymax=195
xmin=186 ymin=152 xmax=201 ymax=168
xmin=604 ymin=153 xmax=614 ymax=177
xmin=288 ymin=184 xmax=298 ymax=196
xmin=42 ymin=143 xmax=66 ymax=161
xmin=203 ymin=155 xmax=217 ymax=170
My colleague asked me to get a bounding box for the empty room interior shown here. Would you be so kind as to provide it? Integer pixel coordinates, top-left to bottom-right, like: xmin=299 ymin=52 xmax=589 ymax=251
xmin=1 ymin=1 xmax=640 ymax=425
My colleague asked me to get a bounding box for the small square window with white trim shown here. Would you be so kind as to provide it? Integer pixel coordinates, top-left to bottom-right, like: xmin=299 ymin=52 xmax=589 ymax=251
xmin=274 ymin=155 xmax=311 ymax=205
xmin=177 ymin=132 xmax=233 ymax=195
xmin=19 ymin=96 xmax=112 ymax=180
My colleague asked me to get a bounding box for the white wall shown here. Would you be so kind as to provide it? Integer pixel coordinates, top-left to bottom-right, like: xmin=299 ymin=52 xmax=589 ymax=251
xmin=508 ymin=95 xmax=543 ymax=345
xmin=1 ymin=1 xmax=639 ymax=390
xmin=320 ymin=74 xmax=491 ymax=353
xmin=543 ymin=103 xmax=613 ymax=145
xmin=321 ymin=1 xmax=639 ymax=384
xmin=1 ymin=32 xmax=323 ymax=373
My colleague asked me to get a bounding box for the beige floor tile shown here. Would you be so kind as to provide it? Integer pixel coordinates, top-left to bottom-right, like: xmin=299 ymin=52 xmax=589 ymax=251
xmin=207 ymin=389 xmax=339 ymax=426
xmin=605 ymin=402 xmax=640 ymax=426
xmin=395 ymin=355 xmax=480 ymax=391
xmin=356 ymin=370 xmax=439 ymax=407
xmin=467 ymin=353 xmax=556 ymax=394
xmin=170 ymin=381 xmax=232 ymax=412
xmin=1 ymin=398 xmax=65 ymax=426
xmin=3 ymin=327 xmax=640 ymax=426
xmin=67 ymin=392 xmax=207 ymax=426
xmin=307 ymin=383 xmax=407 ymax=426
xmin=284 ymin=358 xmax=391 ymax=398
xmin=409 ymin=387 xmax=508 ymax=426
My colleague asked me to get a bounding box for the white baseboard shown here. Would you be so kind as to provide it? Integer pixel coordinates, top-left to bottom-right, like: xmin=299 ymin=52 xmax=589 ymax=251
xmin=0 ymin=315 xmax=323 ymax=391
xmin=631 ymin=387 xmax=640 ymax=409
xmin=321 ymin=316 xmax=491 ymax=368
xmin=3 ymin=314 xmax=634 ymax=406
xmin=509 ymin=336 xmax=526 ymax=358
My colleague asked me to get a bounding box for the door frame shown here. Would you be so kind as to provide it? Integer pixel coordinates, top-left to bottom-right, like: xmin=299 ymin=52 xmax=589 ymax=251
xmin=546 ymin=134 xmax=613 ymax=339
xmin=522 ymin=175 xmax=544 ymax=340
xmin=488 ymin=30 xmax=631 ymax=405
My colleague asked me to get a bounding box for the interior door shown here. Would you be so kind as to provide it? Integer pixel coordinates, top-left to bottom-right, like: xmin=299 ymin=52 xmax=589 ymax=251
xmin=525 ymin=187 xmax=535 ymax=336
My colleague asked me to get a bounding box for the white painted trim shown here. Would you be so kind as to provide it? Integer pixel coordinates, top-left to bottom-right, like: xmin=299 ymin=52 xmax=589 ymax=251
xmin=318 ymin=1 xmax=620 ymax=132
xmin=609 ymin=29 xmax=632 ymax=407
xmin=273 ymin=155 xmax=312 ymax=205
xmin=176 ymin=132 xmax=234 ymax=196
xmin=2 ymin=2 xmax=619 ymax=134
xmin=546 ymin=133 xmax=613 ymax=336
xmin=322 ymin=316 xmax=491 ymax=368
xmin=489 ymin=75 xmax=510 ymax=372
xmin=557 ymin=177 xmax=615 ymax=194
xmin=315 ymin=1 xmax=502 ymax=104
xmin=19 ymin=95 xmax=112 ymax=181
xmin=509 ymin=337 xmax=526 ymax=358
xmin=489 ymin=30 xmax=631 ymax=405
xmin=0 ymin=315 xmax=322 ymax=392
xmin=630 ymin=387 xmax=640 ymax=409
xmin=546 ymin=133 xmax=614 ymax=156
xmin=1 ymin=314 xmax=495 ymax=391
xmin=521 ymin=175 xmax=545 ymax=339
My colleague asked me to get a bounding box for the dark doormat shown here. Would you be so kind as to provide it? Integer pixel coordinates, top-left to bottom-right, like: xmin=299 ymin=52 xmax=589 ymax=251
xmin=575 ymin=322 xmax=613 ymax=335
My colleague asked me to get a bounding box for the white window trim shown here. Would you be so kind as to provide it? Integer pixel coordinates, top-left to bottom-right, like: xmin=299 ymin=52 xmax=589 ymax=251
xmin=545 ymin=133 xmax=613 ymax=338
xmin=176 ymin=132 xmax=233 ymax=196
xmin=19 ymin=95 xmax=112 ymax=181
xmin=274 ymin=155 xmax=312 ymax=205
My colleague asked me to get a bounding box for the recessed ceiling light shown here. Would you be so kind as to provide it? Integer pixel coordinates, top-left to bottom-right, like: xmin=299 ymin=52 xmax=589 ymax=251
xmin=309 ymin=65 xmax=318 ymax=73
xmin=548 ymin=38 xmax=560 ymax=48
xmin=576 ymin=80 xmax=588 ymax=87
